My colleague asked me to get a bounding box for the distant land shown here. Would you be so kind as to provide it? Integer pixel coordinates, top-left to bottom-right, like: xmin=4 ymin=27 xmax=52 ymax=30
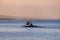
xmin=0 ymin=15 xmax=38 ymax=20
xmin=0 ymin=15 xmax=60 ymax=20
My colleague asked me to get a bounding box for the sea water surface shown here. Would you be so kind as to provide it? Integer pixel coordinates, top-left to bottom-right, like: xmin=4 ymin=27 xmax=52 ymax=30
xmin=0 ymin=20 xmax=60 ymax=40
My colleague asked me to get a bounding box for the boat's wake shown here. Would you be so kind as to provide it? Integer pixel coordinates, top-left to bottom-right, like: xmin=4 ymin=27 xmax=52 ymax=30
xmin=22 ymin=25 xmax=60 ymax=29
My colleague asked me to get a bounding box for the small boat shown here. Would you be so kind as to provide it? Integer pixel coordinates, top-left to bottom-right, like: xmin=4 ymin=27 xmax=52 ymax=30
xmin=24 ymin=21 xmax=38 ymax=27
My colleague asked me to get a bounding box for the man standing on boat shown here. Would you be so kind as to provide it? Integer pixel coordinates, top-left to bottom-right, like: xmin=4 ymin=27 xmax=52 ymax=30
xmin=25 ymin=21 xmax=34 ymax=27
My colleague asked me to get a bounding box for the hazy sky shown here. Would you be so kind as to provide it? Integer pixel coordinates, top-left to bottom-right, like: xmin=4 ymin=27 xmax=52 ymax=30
xmin=0 ymin=0 xmax=60 ymax=19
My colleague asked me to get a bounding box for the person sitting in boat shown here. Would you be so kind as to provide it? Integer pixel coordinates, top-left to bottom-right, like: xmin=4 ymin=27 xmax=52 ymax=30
xmin=25 ymin=21 xmax=34 ymax=27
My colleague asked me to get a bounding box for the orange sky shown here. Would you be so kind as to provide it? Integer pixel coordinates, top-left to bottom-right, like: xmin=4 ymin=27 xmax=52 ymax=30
xmin=0 ymin=0 xmax=60 ymax=19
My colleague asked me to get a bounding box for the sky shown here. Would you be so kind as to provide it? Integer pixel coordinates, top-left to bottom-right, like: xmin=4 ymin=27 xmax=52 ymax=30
xmin=0 ymin=0 xmax=60 ymax=20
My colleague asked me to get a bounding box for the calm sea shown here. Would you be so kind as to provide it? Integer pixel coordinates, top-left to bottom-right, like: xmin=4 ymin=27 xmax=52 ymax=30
xmin=0 ymin=20 xmax=60 ymax=40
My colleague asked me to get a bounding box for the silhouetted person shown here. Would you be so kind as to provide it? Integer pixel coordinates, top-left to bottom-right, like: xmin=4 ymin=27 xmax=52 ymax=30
xmin=25 ymin=21 xmax=34 ymax=27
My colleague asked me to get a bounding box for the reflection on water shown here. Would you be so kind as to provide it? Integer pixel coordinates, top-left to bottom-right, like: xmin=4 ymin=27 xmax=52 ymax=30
xmin=0 ymin=28 xmax=60 ymax=40
xmin=0 ymin=20 xmax=60 ymax=40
